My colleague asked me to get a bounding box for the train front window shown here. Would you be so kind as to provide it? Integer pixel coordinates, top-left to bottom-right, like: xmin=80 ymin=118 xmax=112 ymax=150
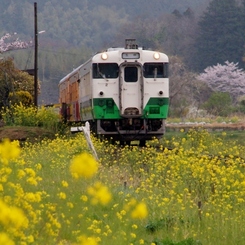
xmin=93 ymin=63 xmax=118 ymax=79
xmin=124 ymin=67 xmax=138 ymax=82
xmin=143 ymin=63 xmax=168 ymax=78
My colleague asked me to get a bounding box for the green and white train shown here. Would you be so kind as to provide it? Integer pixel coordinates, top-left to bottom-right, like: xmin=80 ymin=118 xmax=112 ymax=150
xmin=59 ymin=39 xmax=169 ymax=145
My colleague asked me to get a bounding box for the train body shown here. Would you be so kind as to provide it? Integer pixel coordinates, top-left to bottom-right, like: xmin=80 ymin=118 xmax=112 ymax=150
xmin=59 ymin=39 xmax=169 ymax=145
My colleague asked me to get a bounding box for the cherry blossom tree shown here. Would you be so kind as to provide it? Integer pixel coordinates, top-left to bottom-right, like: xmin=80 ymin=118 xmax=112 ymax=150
xmin=197 ymin=61 xmax=245 ymax=102
xmin=0 ymin=33 xmax=32 ymax=53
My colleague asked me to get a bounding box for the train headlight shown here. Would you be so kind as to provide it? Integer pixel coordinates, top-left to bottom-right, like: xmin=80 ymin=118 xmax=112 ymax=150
xmin=153 ymin=52 xmax=160 ymax=60
xmin=101 ymin=52 xmax=108 ymax=60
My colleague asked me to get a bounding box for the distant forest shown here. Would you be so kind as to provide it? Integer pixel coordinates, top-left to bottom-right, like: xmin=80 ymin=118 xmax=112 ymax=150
xmin=1 ymin=0 xmax=245 ymax=104
xmin=0 ymin=0 xmax=211 ymax=49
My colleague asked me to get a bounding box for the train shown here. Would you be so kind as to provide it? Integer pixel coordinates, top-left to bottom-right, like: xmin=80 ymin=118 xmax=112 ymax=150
xmin=58 ymin=39 xmax=169 ymax=145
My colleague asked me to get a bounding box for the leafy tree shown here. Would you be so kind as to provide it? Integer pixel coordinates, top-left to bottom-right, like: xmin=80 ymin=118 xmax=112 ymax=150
xmin=0 ymin=58 xmax=35 ymax=108
xmin=197 ymin=61 xmax=245 ymax=103
xmin=192 ymin=0 xmax=245 ymax=71
xmin=202 ymin=91 xmax=233 ymax=116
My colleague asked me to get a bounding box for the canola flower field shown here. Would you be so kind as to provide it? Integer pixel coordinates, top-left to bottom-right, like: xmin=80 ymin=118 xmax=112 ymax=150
xmin=1 ymin=129 xmax=245 ymax=245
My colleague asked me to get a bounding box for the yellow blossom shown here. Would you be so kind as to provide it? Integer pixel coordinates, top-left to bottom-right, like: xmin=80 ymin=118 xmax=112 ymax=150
xmin=70 ymin=152 xmax=98 ymax=179
xmin=67 ymin=202 xmax=74 ymax=208
xmin=0 ymin=199 xmax=28 ymax=228
xmin=0 ymin=139 xmax=20 ymax=164
xmin=80 ymin=195 xmax=88 ymax=202
xmin=0 ymin=232 xmax=15 ymax=245
xmin=25 ymin=192 xmax=42 ymax=202
xmin=132 ymin=224 xmax=138 ymax=229
xmin=58 ymin=192 xmax=66 ymax=199
xmin=87 ymin=182 xmax=112 ymax=205
xmin=62 ymin=180 xmax=69 ymax=187
xmin=77 ymin=235 xmax=98 ymax=245
xmin=131 ymin=202 xmax=148 ymax=219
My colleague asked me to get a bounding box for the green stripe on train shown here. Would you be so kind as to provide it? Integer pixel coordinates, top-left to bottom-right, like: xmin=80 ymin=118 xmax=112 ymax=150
xmin=93 ymin=97 xmax=169 ymax=119
xmin=93 ymin=98 xmax=120 ymax=119
xmin=143 ymin=97 xmax=169 ymax=119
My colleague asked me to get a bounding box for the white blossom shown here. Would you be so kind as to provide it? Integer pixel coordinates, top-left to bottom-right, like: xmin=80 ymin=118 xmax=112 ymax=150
xmin=197 ymin=61 xmax=245 ymax=100
xmin=0 ymin=33 xmax=32 ymax=53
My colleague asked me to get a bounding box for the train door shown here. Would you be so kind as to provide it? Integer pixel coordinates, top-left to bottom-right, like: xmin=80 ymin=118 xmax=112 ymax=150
xmin=119 ymin=64 xmax=143 ymax=117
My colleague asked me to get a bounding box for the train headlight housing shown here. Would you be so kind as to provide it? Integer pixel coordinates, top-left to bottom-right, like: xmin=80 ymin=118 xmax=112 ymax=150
xmin=153 ymin=52 xmax=160 ymax=60
xmin=101 ymin=52 xmax=108 ymax=60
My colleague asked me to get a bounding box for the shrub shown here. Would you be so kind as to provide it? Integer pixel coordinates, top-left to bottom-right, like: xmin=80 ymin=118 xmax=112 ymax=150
xmin=2 ymin=104 xmax=61 ymax=131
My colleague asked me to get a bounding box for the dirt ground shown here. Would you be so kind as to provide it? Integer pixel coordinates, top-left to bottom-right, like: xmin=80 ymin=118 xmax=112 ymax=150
xmin=166 ymin=121 xmax=245 ymax=132
xmin=0 ymin=126 xmax=56 ymax=143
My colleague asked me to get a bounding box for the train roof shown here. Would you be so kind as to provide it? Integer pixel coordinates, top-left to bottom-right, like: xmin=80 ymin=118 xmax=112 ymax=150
xmin=59 ymin=58 xmax=91 ymax=85
xmin=59 ymin=39 xmax=168 ymax=85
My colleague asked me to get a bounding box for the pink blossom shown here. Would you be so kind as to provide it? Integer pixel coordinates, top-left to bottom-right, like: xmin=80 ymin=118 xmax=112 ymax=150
xmin=197 ymin=61 xmax=245 ymax=100
xmin=0 ymin=33 xmax=32 ymax=53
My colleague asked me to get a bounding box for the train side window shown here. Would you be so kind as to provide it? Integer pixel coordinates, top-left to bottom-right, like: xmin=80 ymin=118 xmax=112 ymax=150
xmin=143 ymin=63 xmax=168 ymax=78
xmin=92 ymin=63 xmax=118 ymax=79
xmin=124 ymin=67 xmax=138 ymax=82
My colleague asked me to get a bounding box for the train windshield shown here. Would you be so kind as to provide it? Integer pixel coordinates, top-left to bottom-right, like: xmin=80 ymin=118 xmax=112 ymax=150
xmin=93 ymin=63 xmax=119 ymax=79
xmin=143 ymin=63 xmax=168 ymax=78
xmin=124 ymin=67 xmax=138 ymax=82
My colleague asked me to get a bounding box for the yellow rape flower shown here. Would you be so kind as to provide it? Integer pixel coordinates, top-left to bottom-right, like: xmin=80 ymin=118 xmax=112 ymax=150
xmin=70 ymin=152 xmax=98 ymax=179
xmin=132 ymin=224 xmax=138 ymax=229
xmin=131 ymin=202 xmax=148 ymax=219
xmin=25 ymin=192 xmax=42 ymax=202
xmin=0 ymin=139 xmax=20 ymax=165
xmin=80 ymin=195 xmax=88 ymax=202
xmin=77 ymin=235 xmax=98 ymax=245
xmin=87 ymin=182 xmax=112 ymax=205
xmin=17 ymin=169 xmax=26 ymax=179
xmin=58 ymin=192 xmax=66 ymax=200
xmin=62 ymin=180 xmax=69 ymax=187
xmin=0 ymin=232 xmax=15 ymax=245
xmin=0 ymin=199 xmax=28 ymax=228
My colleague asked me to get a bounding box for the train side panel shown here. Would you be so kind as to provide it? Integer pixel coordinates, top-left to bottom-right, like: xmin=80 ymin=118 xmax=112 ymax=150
xmin=59 ymin=67 xmax=80 ymax=121
xmin=78 ymin=60 xmax=93 ymax=121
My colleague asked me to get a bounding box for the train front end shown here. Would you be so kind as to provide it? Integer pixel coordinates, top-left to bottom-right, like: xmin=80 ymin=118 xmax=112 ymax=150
xmin=92 ymin=39 xmax=169 ymax=144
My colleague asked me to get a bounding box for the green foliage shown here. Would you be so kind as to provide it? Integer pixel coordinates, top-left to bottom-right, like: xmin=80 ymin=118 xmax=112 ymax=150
xmin=0 ymin=58 xmax=35 ymax=107
xmin=202 ymin=91 xmax=233 ymax=116
xmin=237 ymin=99 xmax=245 ymax=114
